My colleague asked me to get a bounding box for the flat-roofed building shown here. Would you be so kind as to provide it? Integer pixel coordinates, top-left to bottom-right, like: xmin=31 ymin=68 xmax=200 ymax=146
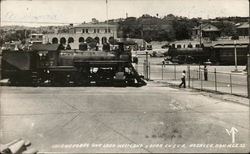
xmin=43 ymin=23 xmax=118 ymax=49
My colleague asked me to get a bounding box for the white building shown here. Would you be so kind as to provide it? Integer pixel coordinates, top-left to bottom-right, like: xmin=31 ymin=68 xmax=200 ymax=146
xmin=43 ymin=23 xmax=118 ymax=49
xmin=29 ymin=33 xmax=43 ymax=44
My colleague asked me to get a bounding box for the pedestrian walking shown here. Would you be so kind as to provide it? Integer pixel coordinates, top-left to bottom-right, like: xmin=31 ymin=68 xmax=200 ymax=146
xmin=179 ymin=70 xmax=186 ymax=88
xmin=162 ymin=60 xmax=165 ymax=67
xmin=204 ymin=65 xmax=208 ymax=81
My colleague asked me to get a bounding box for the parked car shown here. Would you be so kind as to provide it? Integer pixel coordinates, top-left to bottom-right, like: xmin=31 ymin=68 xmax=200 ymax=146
xmin=139 ymin=46 xmax=145 ymax=51
xmin=150 ymin=49 xmax=168 ymax=57
xmin=161 ymin=44 xmax=170 ymax=49
xmin=146 ymin=44 xmax=152 ymax=50
xmin=162 ymin=60 xmax=175 ymax=65
xmin=203 ymin=59 xmax=212 ymax=65
xmin=171 ymin=55 xmax=194 ymax=64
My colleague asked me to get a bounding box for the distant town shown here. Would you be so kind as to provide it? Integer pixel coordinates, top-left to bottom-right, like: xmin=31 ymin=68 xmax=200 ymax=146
xmin=0 ymin=14 xmax=249 ymax=65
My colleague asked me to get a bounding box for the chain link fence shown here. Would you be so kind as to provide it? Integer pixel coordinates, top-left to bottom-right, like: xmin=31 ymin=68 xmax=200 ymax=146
xmin=136 ymin=62 xmax=248 ymax=97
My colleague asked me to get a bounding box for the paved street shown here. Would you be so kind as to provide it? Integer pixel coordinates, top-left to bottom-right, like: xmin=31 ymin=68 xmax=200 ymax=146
xmin=0 ymin=82 xmax=249 ymax=153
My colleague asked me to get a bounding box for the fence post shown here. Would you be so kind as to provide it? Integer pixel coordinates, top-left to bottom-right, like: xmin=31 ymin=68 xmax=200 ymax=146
xmin=192 ymin=74 xmax=194 ymax=88
xmin=161 ymin=64 xmax=163 ymax=80
xmin=146 ymin=51 xmax=149 ymax=81
xmin=200 ymin=69 xmax=203 ymax=90
xmin=230 ymin=74 xmax=233 ymax=94
xmin=214 ymin=68 xmax=217 ymax=92
xmin=188 ymin=65 xmax=190 ymax=88
xmin=149 ymin=62 xmax=151 ymax=80
xmin=198 ymin=64 xmax=201 ymax=79
xmin=143 ymin=60 xmax=147 ymax=80
xmin=174 ymin=64 xmax=176 ymax=80
xmin=197 ymin=69 xmax=199 ymax=80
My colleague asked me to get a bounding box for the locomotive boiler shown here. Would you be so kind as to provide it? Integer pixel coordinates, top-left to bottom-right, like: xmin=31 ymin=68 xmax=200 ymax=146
xmin=1 ymin=43 xmax=146 ymax=86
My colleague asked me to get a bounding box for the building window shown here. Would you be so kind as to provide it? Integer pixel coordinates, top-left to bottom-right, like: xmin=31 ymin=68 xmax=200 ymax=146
xmin=102 ymin=37 xmax=107 ymax=44
xmin=79 ymin=37 xmax=84 ymax=43
xmin=195 ymin=44 xmax=200 ymax=48
xmin=60 ymin=37 xmax=66 ymax=44
xmin=94 ymin=37 xmax=100 ymax=44
xmin=52 ymin=37 xmax=58 ymax=44
xmin=86 ymin=29 xmax=88 ymax=33
xmin=94 ymin=29 xmax=96 ymax=33
xmin=108 ymin=28 xmax=111 ymax=33
xmin=105 ymin=29 xmax=107 ymax=33
xmin=188 ymin=43 xmax=193 ymax=48
xmin=82 ymin=29 xmax=85 ymax=33
xmin=97 ymin=29 xmax=100 ymax=33
xmin=68 ymin=37 xmax=74 ymax=43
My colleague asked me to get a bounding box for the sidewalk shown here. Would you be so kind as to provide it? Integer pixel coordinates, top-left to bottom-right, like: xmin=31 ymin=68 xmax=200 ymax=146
xmin=154 ymin=79 xmax=249 ymax=106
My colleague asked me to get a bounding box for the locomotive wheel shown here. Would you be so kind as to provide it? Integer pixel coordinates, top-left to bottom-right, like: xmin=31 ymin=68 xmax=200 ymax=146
xmin=96 ymin=80 xmax=112 ymax=86
xmin=113 ymin=80 xmax=126 ymax=87
xmin=9 ymin=77 xmax=32 ymax=86
xmin=31 ymin=72 xmax=39 ymax=87
xmin=127 ymin=79 xmax=135 ymax=86
xmin=9 ymin=78 xmax=18 ymax=86
xmin=73 ymin=73 xmax=90 ymax=86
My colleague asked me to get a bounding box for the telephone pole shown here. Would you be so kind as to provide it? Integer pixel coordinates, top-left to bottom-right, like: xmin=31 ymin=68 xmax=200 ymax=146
xmin=247 ymin=0 xmax=250 ymax=98
xmin=106 ymin=0 xmax=109 ymax=39
xmin=199 ymin=21 xmax=202 ymax=47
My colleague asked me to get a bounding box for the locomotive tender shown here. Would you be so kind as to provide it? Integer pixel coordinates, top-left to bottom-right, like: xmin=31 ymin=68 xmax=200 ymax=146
xmin=1 ymin=43 xmax=146 ymax=86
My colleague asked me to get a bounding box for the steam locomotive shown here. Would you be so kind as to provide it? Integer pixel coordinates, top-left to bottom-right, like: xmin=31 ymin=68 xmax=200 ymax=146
xmin=1 ymin=43 xmax=146 ymax=86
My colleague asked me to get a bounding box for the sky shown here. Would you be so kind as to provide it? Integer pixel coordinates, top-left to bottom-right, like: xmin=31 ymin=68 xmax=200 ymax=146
xmin=1 ymin=0 xmax=249 ymax=27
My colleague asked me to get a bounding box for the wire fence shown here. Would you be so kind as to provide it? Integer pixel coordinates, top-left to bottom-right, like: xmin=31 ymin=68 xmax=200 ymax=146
xmin=137 ymin=62 xmax=248 ymax=97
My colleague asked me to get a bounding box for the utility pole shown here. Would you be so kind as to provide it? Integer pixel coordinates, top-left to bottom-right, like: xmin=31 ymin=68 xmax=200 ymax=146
xmin=199 ymin=21 xmax=202 ymax=47
xmin=106 ymin=0 xmax=109 ymax=42
xmin=248 ymin=0 xmax=250 ymax=98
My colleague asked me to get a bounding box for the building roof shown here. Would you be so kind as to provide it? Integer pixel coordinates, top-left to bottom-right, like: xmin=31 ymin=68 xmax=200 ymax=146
xmin=72 ymin=23 xmax=118 ymax=28
xmin=30 ymin=44 xmax=60 ymax=51
xmin=193 ymin=23 xmax=220 ymax=32
xmin=213 ymin=45 xmax=248 ymax=48
xmin=211 ymin=39 xmax=249 ymax=46
xmin=128 ymin=38 xmax=145 ymax=44
xmin=236 ymin=22 xmax=249 ymax=29
xmin=30 ymin=33 xmax=43 ymax=36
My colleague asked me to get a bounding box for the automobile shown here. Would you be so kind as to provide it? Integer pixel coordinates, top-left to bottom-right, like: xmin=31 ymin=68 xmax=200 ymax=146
xmin=161 ymin=44 xmax=170 ymax=49
xmin=139 ymin=46 xmax=145 ymax=51
xmin=146 ymin=44 xmax=152 ymax=50
xmin=171 ymin=55 xmax=194 ymax=64
xmin=203 ymin=59 xmax=212 ymax=65
xmin=162 ymin=59 xmax=175 ymax=65
xmin=149 ymin=49 xmax=168 ymax=57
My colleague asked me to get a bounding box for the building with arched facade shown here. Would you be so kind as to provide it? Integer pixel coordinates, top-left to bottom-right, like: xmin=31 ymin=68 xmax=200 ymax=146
xmin=43 ymin=23 xmax=118 ymax=49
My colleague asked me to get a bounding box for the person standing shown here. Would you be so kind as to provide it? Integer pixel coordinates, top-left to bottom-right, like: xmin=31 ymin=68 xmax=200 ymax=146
xmin=179 ymin=70 xmax=186 ymax=88
xmin=204 ymin=65 xmax=208 ymax=81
